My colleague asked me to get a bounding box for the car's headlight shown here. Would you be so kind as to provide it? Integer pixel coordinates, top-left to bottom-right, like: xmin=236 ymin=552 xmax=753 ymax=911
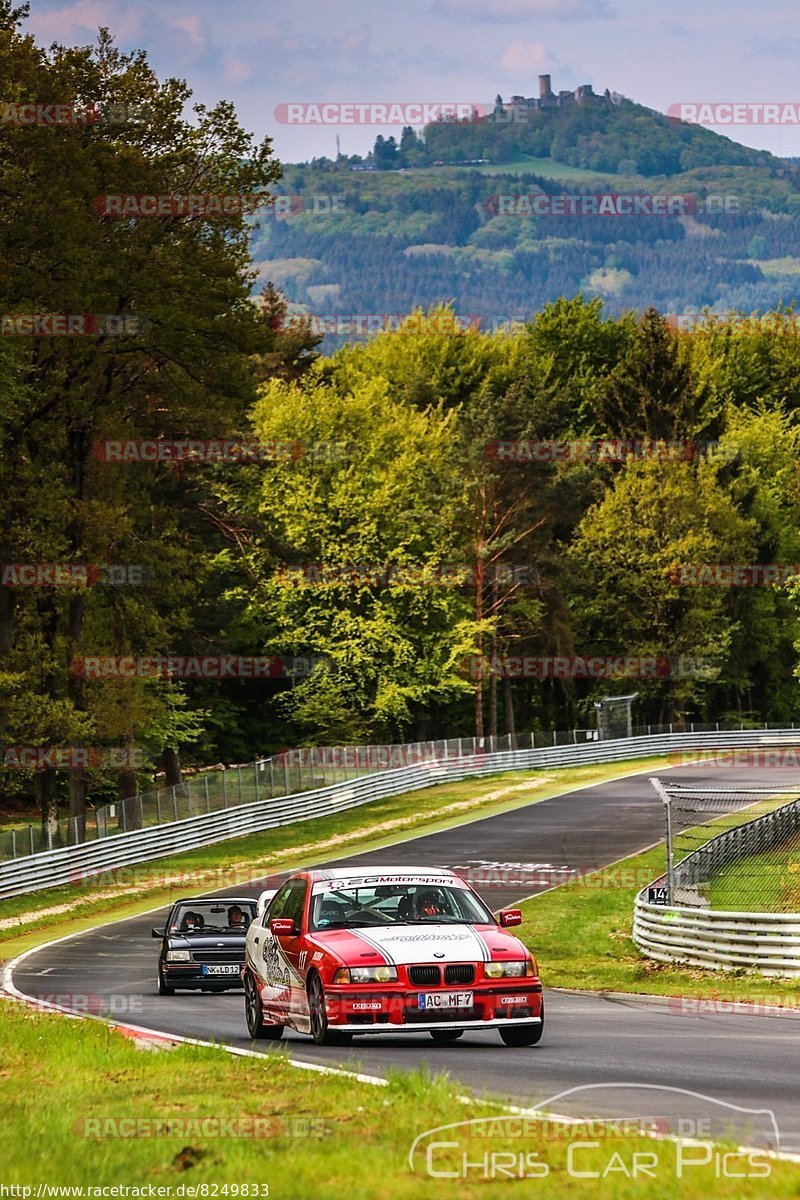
xmin=166 ymin=950 xmax=191 ymax=962
xmin=484 ymin=960 xmax=532 ymax=978
xmin=332 ymin=965 xmax=397 ymax=984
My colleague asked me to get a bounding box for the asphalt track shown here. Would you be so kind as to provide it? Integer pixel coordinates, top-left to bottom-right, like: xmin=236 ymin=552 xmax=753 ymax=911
xmin=10 ymin=762 xmax=800 ymax=1153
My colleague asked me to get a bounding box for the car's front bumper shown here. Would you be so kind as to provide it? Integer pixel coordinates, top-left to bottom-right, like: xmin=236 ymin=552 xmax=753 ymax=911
xmin=161 ymin=964 xmax=244 ymax=988
xmin=323 ymin=982 xmax=543 ymax=1029
xmin=330 ymin=1015 xmax=543 ymax=1035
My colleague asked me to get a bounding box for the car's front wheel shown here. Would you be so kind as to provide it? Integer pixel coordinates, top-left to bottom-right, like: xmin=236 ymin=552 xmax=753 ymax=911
xmin=157 ymin=965 xmax=174 ymax=996
xmin=308 ymin=974 xmax=352 ymax=1046
xmin=430 ymin=1029 xmax=464 ymax=1043
xmin=244 ymin=970 xmax=284 ymax=1040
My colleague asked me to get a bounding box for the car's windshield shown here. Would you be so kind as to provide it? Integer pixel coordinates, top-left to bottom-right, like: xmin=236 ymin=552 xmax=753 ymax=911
xmin=169 ymin=901 xmax=256 ymax=936
xmin=309 ymin=883 xmax=493 ymax=930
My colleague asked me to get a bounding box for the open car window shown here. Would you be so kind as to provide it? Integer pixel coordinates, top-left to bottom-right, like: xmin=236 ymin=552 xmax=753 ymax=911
xmin=309 ymin=883 xmax=492 ymax=930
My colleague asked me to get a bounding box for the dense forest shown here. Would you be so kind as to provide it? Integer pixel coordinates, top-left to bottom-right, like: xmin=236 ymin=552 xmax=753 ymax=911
xmin=3 ymin=3 xmax=800 ymax=832
xmin=253 ymin=87 xmax=800 ymax=337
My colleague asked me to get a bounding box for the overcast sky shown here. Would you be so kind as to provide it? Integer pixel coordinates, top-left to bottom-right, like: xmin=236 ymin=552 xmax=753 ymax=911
xmin=23 ymin=0 xmax=800 ymax=163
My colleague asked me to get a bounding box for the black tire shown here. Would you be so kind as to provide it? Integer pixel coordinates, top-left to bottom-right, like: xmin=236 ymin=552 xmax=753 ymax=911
xmin=430 ymin=1029 xmax=464 ymax=1043
xmin=157 ymin=965 xmax=174 ymax=996
xmin=245 ymin=970 xmax=284 ymax=1040
xmin=308 ymin=973 xmax=352 ymax=1046
xmin=499 ymin=1010 xmax=544 ymax=1047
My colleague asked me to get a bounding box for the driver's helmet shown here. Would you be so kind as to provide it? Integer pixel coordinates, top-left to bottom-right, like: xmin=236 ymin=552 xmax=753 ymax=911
xmin=181 ymin=911 xmax=203 ymax=932
xmin=416 ymin=888 xmax=445 ymax=918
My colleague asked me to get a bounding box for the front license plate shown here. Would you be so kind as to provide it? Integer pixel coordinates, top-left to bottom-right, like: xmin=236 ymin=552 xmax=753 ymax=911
xmin=202 ymin=964 xmax=240 ymax=976
xmin=417 ymin=991 xmax=473 ymax=1010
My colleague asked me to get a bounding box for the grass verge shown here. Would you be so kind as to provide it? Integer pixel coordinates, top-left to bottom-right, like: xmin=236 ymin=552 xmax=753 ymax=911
xmin=519 ymin=844 xmax=800 ymax=1003
xmin=1 ymin=999 xmax=794 ymax=1195
xmin=0 ymin=756 xmax=668 ymax=961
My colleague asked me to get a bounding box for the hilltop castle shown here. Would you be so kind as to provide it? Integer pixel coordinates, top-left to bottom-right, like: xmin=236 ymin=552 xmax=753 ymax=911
xmin=499 ymin=75 xmax=619 ymax=115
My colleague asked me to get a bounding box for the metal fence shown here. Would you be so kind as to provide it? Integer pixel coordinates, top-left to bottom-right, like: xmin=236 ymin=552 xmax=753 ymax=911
xmin=0 ymin=717 xmax=792 ymax=865
xmin=0 ymin=727 xmax=603 ymax=862
xmin=2 ymin=725 xmax=800 ymax=900
xmin=634 ymin=779 xmax=800 ymax=976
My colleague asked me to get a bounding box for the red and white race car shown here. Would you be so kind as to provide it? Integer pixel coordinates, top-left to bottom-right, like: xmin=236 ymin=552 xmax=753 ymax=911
xmin=243 ymin=866 xmax=544 ymax=1046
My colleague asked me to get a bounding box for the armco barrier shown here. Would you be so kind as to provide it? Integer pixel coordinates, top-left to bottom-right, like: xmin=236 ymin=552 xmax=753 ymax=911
xmin=634 ymin=782 xmax=800 ymax=977
xmin=2 ymin=728 xmax=800 ymax=900
xmin=633 ymin=897 xmax=800 ymax=976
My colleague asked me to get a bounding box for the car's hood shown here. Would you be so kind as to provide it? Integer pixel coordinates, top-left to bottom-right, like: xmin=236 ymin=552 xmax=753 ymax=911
xmin=310 ymin=923 xmax=526 ymax=965
xmin=168 ymin=934 xmax=247 ymax=949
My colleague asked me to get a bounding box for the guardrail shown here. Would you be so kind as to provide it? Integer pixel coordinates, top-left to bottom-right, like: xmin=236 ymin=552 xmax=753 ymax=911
xmin=633 ymin=895 xmax=800 ymax=976
xmin=3 ymin=726 xmax=800 ymax=900
xmin=634 ymin=783 xmax=800 ymax=977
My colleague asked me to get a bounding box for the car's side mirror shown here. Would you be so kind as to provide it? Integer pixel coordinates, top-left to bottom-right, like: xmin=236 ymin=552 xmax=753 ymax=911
xmin=499 ymin=909 xmax=522 ymax=927
xmin=151 ymin=928 xmax=165 ymax=938
xmin=270 ymin=917 xmax=298 ymax=937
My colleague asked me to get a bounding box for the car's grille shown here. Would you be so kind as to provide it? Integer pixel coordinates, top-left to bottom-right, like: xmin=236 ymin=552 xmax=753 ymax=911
xmin=444 ymin=964 xmax=475 ymax=985
xmin=408 ymin=965 xmax=441 ymax=986
xmin=191 ymin=950 xmax=245 ymax=963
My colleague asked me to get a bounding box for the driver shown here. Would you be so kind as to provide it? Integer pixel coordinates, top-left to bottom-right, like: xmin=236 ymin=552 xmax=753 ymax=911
xmin=227 ymin=905 xmax=247 ymax=929
xmin=180 ymin=911 xmax=204 ymax=933
xmin=415 ymin=889 xmax=445 ymax=919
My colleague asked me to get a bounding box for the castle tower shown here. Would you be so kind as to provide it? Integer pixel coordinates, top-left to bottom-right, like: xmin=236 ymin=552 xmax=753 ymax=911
xmin=539 ymin=74 xmax=553 ymax=99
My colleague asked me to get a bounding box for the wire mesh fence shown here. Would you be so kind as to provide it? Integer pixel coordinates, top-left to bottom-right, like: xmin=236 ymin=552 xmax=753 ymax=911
xmin=654 ymin=782 xmax=800 ymax=912
xmin=1 ymin=716 xmax=795 ymax=865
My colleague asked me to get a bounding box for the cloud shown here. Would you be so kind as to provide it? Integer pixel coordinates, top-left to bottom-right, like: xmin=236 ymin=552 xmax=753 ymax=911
xmin=223 ymin=57 xmax=253 ymax=84
xmin=27 ymin=0 xmax=144 ymax=44
xmin=749 ymin=36 xmax=800 ymax=58
xmin=433 ymin=0 xmax=615 ymax=21
xmin=658 ymin=19 xmax=690 ymax=37
xmin=499 ymin=39 xmax=550 ymax=75
xmin=171 ymin=15 xmax=205 ymax=48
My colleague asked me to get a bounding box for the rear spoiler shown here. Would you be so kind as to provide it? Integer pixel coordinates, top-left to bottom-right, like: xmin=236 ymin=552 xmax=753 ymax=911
xmin=256 ymin=888 xmax=278 ymax=918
